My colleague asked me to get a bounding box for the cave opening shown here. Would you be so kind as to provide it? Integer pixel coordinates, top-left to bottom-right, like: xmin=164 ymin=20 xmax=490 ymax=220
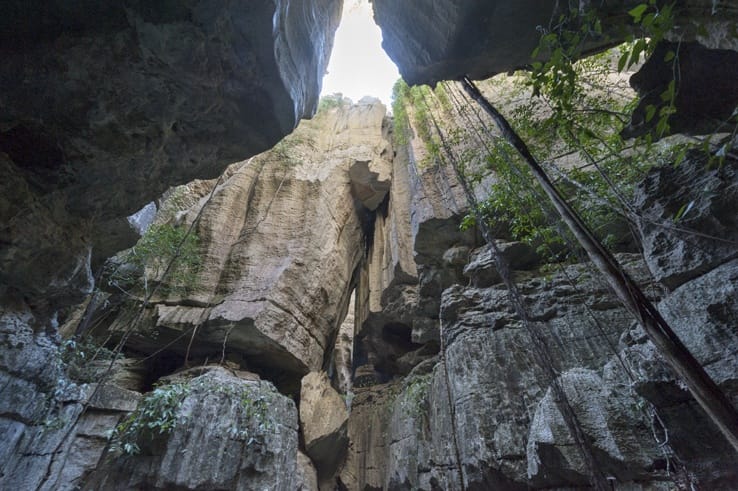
xmin=320 ymin=0 xmax=399 ymax=105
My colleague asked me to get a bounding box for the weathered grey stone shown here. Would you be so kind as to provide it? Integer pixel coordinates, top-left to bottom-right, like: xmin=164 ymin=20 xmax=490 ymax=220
xmin=360 ymin=253 xmax=671 ymax=489
xmin=527 ymin=368 xmax=662 ymax=487
xmin=614 ymin=259 xmax=738 ymax=487
xmin=296 ymin=450 xmax=319 ymax=491
xmin=463 ymin=241 xmax=540 ymax=287
xmin=300 ymin=371 xmax=348 ymax=475
xmin=87 ymin=368 xmax=297 ymax=490
xmin=0 ymin=356 xmax=140 ymax=491
xmin=634 ymin=154 xmax=738 ymax=289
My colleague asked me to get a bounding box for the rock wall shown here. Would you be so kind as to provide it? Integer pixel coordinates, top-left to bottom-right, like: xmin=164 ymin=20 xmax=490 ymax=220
xmin=0 ymin=98 xmax=394 ymax=490
xmin=96 ymin=98 xmax=391 ymax=387
xmin=372 ymin=0 xmax=738 ymax=85
xmin=2 ymin=7 xmax=738 ymax=484
xmin=339 ymin=143 xmax=738 ymax=489
xmin=0 ymin=0 xmax=342 ymax=313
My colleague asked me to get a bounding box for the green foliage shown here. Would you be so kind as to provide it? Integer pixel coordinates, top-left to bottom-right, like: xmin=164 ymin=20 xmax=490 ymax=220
xmin=457 ymin=2 xmax=701 ymax=260
xmin=391 ymin=79 xmax=412 ymax=146
xmin=399 ymin=374 xmax=432 ymax=418
xmin=60 ymin=336 xmax=119 ymax=383
xmin=460 ymin=40 xmax=667 ymax=261
xmin=110 ymin=380 xmax=276 ymax=456
xmin=317 ymin=94 xmax=343 ymax=113
xmin=197 ymin=381 xmax=274 ymax=441
xmin=531 ymin=2 xmax=676 ymax=141
xmin=391 ymin=78 xmax=448 ymax=166
xmin=112 ymin=223 xmax=201 ymax=295
xmin=111 ymin=382 xmax=190 ymax=456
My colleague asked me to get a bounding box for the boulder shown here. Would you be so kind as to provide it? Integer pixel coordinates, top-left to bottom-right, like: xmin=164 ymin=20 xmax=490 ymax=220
xmin=87 ymin=367 xmax=298 ymax=490
xmin=296 ymin=451 xmax=319 ymax=491
xmin=300 ymin=371 xmax=348 ymax=475
xmin=633 ymin=154 xmax=738 ymax=289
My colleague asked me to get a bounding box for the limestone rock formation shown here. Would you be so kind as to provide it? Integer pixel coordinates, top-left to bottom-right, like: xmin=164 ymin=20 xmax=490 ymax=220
xmin=296 ymin=450 xmax=319 ymax=491
xmin=2 ymin=8 xmax=738 ymax=485
xmin=99 ymin=98 xmax=391 ymax=386
xmin=0 ymin=312 xmax=141 ymax=491
xmin=86 ymin=367 xmax=298 ymax=490
xmin=0 ymin=98 xmax=396 ymax=491
xmin=527 ymin=368 xmax=661 ymax=487
xmin=634 ymin=152 xmax=738 ymax=289
xmin=338 ymin=142 xmax=738 ymax=489
xmin=300 ymin=371 xmax=349 ymax=476
xmin=0 ymin=0 xmax=341 ymax=312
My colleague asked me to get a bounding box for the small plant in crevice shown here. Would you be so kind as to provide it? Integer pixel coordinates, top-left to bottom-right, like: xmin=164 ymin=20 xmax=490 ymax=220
xmin=402 ymin=374 xmax=432 ymax=417
xmin=108 ymin=223 xmax=202 ymax=296
xmin=60 ymin=336 xmax=120 ymax=383
xmin=391 ymin=374 xmax=432 ymax=423
xmin=110 ymin=382 xmax=189 ymax=456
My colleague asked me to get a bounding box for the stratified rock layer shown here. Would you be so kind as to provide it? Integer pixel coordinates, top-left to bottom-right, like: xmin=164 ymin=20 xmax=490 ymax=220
xmin=97 ymin=99 xmax=390 ymax=385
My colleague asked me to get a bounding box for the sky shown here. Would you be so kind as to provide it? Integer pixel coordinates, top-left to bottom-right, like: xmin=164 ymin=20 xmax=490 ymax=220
xmin=320 ymin=0 xmax=400 ymax=106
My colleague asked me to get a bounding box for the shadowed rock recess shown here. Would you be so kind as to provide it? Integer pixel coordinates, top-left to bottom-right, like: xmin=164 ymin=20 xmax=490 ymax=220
xmin=2 ymin=2 xmax=738 ymax=491
xmin=0 ymin=0 xmax=341 ymax=309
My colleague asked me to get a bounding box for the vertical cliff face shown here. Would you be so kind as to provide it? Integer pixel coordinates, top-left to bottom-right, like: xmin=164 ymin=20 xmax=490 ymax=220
xmin=338 ymin=118 xmax=738 ymax=490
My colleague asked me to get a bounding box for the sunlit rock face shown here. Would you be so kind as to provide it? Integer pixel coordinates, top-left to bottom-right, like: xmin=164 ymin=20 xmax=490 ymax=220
xmin=99 ymin=98 xmax=392 ymax=386
xmin=0 ymin=0 xmax=341 ymax=310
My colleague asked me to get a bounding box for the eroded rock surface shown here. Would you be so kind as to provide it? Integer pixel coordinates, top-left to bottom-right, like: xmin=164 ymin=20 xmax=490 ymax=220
xmin=340 ymin=146 xmax=738 ymax=489
xmin=634 ymin=154 xmax=738 ymax=289
xmin=100 ymin=98 xmax=390 ymax=385
xmin=0 ymin=307 xmax=140 ymax=491
xmin=87 ymin=367 xmax=298 ymax=490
